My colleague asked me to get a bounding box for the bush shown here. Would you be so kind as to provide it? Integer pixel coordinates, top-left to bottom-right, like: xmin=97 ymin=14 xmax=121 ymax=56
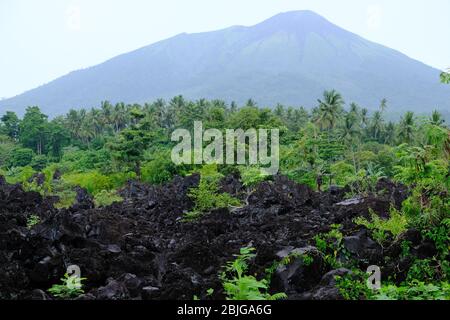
xmin=9 ymin=148 xmax=33 ymax=167
xmin=109 ymin=171 xmax=136 ymax=189
xmin=220 ymin=247 xmax=287 ymax=300
xmin=374 ymin=281 xmax=450 ymax=300
xmin=31 ymin=154 xmax=48 ymax=171
xmin=354 ymin=207 xmax=408 ymax=244
xmin=94 ymin=190 xmax=123 ymax=207
xmin=185 ymin=164 xmax=240 ymax=220
xmin=142 ymin=151 xmax=179 ymax=184
xmin=62 ymin=170 xmax=113 ymax=195
xmin=4 ymin=166 xmax=35 ymax=184
xmin=238 ymin=166 xmax=270 ymax=187
xmin=330 ymin=161 xmax=355 ymax=186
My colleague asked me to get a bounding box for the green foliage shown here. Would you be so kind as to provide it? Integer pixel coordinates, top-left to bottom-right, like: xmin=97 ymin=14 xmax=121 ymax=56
xmin=423 ymin=219 xmax=450 ymax=259
xmin=19 ymin=106 xmax=49 ymax=155
xmin=374 ymin=281 xmax=450 ymax=300
xmin=220 ymin=247 xmax=287 ymax=300
xmin=335 ymin=270 xmax=374 ymax=300
xmin=3 ymin=166 xmax=35 ymax=184
xmin=142 ymin=150 xmax=179 ymax=184
xmin=63 ymin=170 xmax=113 ymax=195
xmin=314 ymin=224 xmax=346 ymax=268
xmin=61 ymin=147 xmax=112 ymax=172
xmin=440 ymin=70 xmax=450 ymax=84
xmin=47 ymin=273 xmax=87 ymax=299
xmin=238 ymin=166 xmax=270 ymax=187
xmin=30 ymin=154 xmax=48 ymax=171
xmin=354 ymin=207 xmax=408 ymax=244
xmin=108 ymin=111 xmax=155 ymax=179
xmin=94 ymin=190 xmax=123 ymax=207
xmin=185 ymin=164 xmax=240 ymax=220
xmin=330 ymin=161 xmax=355 ymax=186
xmin=26 ymin=214 xmax=41 ymax=229
xmin=9 ymin=147 xmax=33 ymax=167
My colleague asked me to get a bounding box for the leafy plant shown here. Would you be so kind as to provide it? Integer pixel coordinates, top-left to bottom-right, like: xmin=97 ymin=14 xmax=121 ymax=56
xmin=220 ymin=247 xmax=287 ymax=300
xmin=94 ymin=189 xmax=123 ymax=207
xmin=26 ymin=214 xmax=40 ymax=229
xmin=374 ymin=281 xmax=450 ymax=300
xmin=314 ymin=224 xmax=346 ymax=268
xmin=47 ymin=273 xmax=87 ymax=299
xmin=185 ymin=164 xmax=240 ymax=220
xmin=238 ymin=166 xmax=270 ymax=187
xmin=335 ymin=270 xmax=374 ymax=300
xmin=354 ymin=207 xmax=408 ymax=245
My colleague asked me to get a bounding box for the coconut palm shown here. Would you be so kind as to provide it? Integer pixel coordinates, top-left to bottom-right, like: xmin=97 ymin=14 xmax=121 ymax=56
xmin=398 ymin=111 xmax=416 ymax=144
xmin=380 ymin=98 xmax=388 ymax=113
xmin=371 ymin=111 xmax=384 ymax=140
xmin=430 ymin=110 xmax=445 ymax=126
xmin=360 ymin=108 xmax=369 ymax=128
xmin=315 ymin=90 xmax=344 ymax=131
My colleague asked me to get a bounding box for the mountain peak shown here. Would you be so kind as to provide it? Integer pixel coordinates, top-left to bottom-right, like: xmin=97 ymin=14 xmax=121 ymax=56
xmin=254 ymin=10 xmax=338 ymax=35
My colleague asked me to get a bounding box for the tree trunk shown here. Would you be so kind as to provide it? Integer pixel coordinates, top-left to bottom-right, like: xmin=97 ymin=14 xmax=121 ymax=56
xmin=135 ymin=161 xmax=141 ymax=181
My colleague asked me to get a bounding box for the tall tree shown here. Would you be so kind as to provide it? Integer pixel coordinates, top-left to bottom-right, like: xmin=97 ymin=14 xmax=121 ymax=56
xmin=108 ymin=109 xmax=154 ymax=179
xmin=398 ymin=111 xmax=416 ymax=144
xmin=1 ymin=111 xmax=20 ymax=140
xmin=19 ymin=106 xmax=49 ymax=155
xmin=315 ymin=90 xmax=344 ymax=131
xmin=370 ymin=111 xmax=384 ymax=140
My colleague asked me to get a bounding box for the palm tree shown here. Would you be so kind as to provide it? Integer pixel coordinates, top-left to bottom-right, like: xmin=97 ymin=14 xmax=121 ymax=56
xmin=430 ymin=110 xmax=445 ymax=126
xmin=383 ymin=122 xmax=396 ymax=145
xmin=379 ymin=98 xmax=388 ymax=113
xmin=274 ymin=104 xmax=285 ymax=118
xmin=339 ymin=113 xmax=361 ymax=143
xmin=371 ymin=111 xmax=384 ymax=140
xmin=338 ymin=112 xmax=361 ymax=171
xmin=398 ymin=111 xmax=415 ymax=144
xmin=100 ymin=101 xmax=113 ymax=129
xmin=246 ymin=99 xmax=257 ymax=107
xmin=113 ymin=102 xmax=128 ymax=133
xmin=349 ymin=102 xmax=360 ymax=115
xmin=361 ymin=108 xmax=369 ymax=128
xmin=65 ymin=109 xmax=82 ymax=140
xmin=315 ymin=89 xmax=344 ymax=131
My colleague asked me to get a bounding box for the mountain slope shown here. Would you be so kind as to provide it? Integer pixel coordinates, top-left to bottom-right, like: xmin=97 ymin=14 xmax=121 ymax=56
xmin=1 ymin=10 xmax=449 ymax=116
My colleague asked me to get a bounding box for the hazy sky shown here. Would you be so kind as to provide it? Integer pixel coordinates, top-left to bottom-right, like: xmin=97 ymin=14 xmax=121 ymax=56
xmin=1 ymin=0 xmax=449 ymax=98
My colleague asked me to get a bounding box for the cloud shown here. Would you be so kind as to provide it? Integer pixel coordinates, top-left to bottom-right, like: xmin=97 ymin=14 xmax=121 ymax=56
xmin=66 ymin=5 xmax=81 ymax=31
xmin=367 ymin=4 xmax=382 ymax=31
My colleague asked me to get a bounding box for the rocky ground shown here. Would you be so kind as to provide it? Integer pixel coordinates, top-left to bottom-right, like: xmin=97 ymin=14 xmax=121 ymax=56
xmin=0 ymin=173 xmax=436 ymax=300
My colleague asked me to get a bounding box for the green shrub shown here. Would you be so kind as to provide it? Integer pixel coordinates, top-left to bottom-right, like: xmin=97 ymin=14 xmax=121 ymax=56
xmin=185 ymin=164 xmax=240 ymax=220
xmin=108 ymin=171 xmax=136 ymax=189
xmin=52 ymin=179 xmax=77 ymax=209
xmin=4 ymin=166 xmax=35 ymax=184
xmin=30 ymin=154 xmax=48 ymax=171
xmin=8 ymin=147 xmax=33 ymax=167
xmin=314 ymin=224 xmax=345 ymax=268
xmin=335 ymin=270 xmax=375 ymax=300
xmin=330 ymin=161 xmax=355 ymax=186
xmin=26 ymin=214 xmax=41 ymax=229
xmin=374 ymin=281 xmax=450 ymax=300
xmin=62 ymin=170 xmax=113 ymax=195
xmin=354 ymin=207 xmax=408 ymax=244
xmin=48 ymin=273 xmax=87 ymax=299
xmin=220 ymin=247 xmax=287 ymax=300
xmin=94 ymin=190 xmax=123 ymax=207
xmin=238 ymin=166 xmax=270 ymax=187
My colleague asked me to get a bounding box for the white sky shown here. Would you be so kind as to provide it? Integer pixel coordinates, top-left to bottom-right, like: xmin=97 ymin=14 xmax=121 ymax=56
xmin=1 ymin=0 xmax=449 ymax=98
